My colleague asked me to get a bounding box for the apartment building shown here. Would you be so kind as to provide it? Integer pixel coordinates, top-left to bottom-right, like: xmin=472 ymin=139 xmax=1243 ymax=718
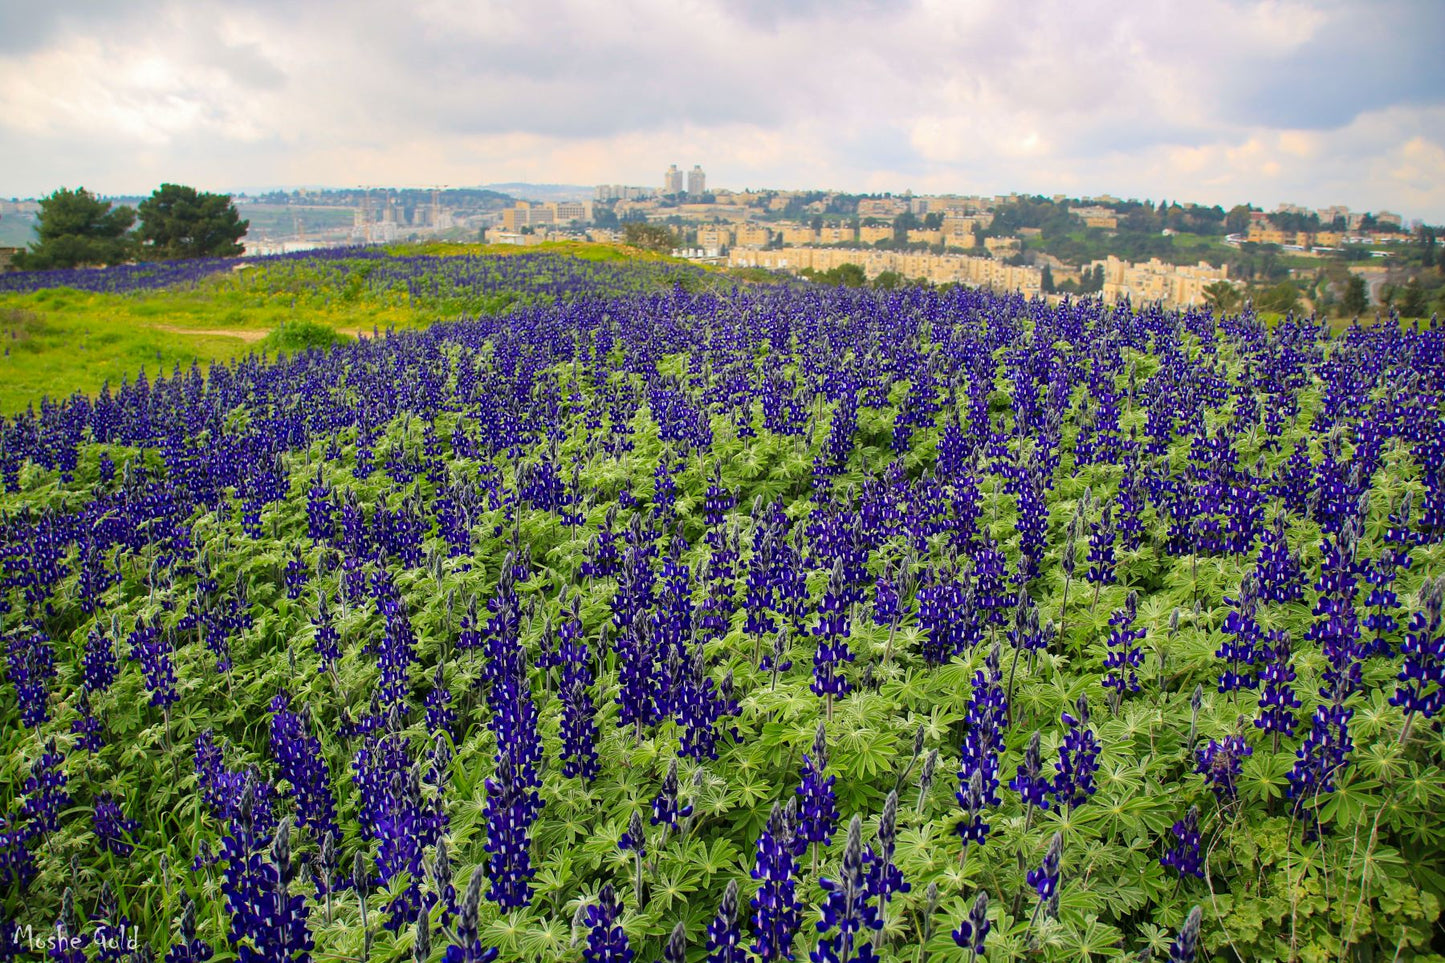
xmin=552 ymin=200 xmax=592 ymax=223
xmin=857 ymin=197 xmax=910 ymax=218
xmin=664 ymin=165 xmax=684 ymax=195
xmin=728 ymin=247 xmax=1043 ymax=297
xmin=942 ymin=213 xmax=993 ymax=234
xmin=860 ymin=225 xmax=894 ymax=244
xmin=734 ymin=224 xmax=772 ymax=247
xmin=696 ymin=224 xmax=733 ymax=249
xmin=502 ymin=201 xmax=554 ymax=231
xmin=501 ymin=200 xmax=591 ymax=230
xmin=780 ymin=224 xmax=817 ymax=245
xmin=595 ymin=185 xmax=652 ymax=201
xmin=1091 ymin=256 xmax=1231 ymax=307
xmin=818 ymin=225 xmax=856 ymax=244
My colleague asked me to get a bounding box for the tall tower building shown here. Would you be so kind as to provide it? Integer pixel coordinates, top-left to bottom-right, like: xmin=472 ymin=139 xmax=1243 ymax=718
xmin=687 ymin=165 xmax=706 ymax=198
xmin=664 ymin=164 xmax=683 ymax=195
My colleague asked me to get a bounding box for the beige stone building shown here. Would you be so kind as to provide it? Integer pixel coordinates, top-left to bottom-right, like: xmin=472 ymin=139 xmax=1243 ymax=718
xmin=780 ymin=224 xmax=818 ymax=245
xmin=857 ymin=197 xmax=910 ymax=218
xmin=728 ymin=247 xmax=1043 ymax=297
xmin=696 ymin=224 xmax=733 ymax=249
xmin=502 ymin=201 xmax=556 ymax=231
xmin=906 ymin=228 xmax=944 ymax=245
xmin=1091 ymin=256 xmax=1232 ymax=307
xmin=942 ymin=213 xmax=993 ymax=234
xmin=860 ymin=225 xmax=894 ymax=244
xmin=734 ymin=224 xmax=772 ymax=247
xmin=818 ymin=225 xmax=856 ymax=244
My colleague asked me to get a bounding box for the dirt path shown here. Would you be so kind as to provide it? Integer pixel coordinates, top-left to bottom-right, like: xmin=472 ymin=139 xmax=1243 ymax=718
xmin=152 ymin=324 xmax=269 ymax=342
xmin=153 ymin=324 xmax=386 ymax=343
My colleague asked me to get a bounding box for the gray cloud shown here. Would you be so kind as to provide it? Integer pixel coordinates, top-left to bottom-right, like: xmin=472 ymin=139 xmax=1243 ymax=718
xmin=0 ymin=0 xmax=1442 ymax=219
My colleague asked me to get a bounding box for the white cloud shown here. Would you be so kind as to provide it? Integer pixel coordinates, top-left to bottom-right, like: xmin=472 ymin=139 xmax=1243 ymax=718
xmin=0 ymin=0 xmax=1441 ymax=219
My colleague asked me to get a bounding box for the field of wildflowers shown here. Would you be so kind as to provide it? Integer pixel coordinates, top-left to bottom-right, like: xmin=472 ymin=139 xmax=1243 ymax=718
xmin=1 ymin=251 xmax=1442 ymax=961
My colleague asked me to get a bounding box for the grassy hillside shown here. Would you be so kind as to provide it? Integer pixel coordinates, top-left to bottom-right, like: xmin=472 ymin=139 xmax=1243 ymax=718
xmin=0 ymin=244 xmax=714 ymax=414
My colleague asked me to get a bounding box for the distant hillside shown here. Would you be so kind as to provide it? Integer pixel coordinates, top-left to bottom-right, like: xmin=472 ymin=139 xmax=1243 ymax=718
xmin=480 ymin=183 xmax=593 ymax=202
xmin=0 ymin=215 xmax=36 ymax=247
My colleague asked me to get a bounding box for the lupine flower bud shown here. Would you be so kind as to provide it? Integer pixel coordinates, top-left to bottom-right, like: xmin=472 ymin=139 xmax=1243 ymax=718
xmin=664 ymin=922 xmax=687 ymax=963
xmin=698 ymin=877 xmax=743 ymax=963
xmin=1168 ymin=906 xmax=1202 ymax=963
xmin=414 ymin=912 xmax=432 ymax=963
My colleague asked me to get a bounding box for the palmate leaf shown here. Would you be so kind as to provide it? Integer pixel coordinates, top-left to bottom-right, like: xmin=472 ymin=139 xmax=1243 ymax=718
xmin=647 ymin=860 xmax=700 ymax=915
xmin=1060 ymin=913 xmax=1126 ymax=960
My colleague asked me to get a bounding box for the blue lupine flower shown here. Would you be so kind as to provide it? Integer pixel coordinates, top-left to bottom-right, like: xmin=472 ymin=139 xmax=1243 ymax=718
xmin=861 ymin=791 xmax=909 ymax=932
xmin=1196 ymin=734 xmax=1252 ymax=803
xmin=958 ymin=642 xmax=1007 ymax=825
xmin=1287 ymin=683 xmax=1354 ymax=832
xmin=795 ymin=722 xmax=839 ymax=853
xmin=1051 ymin=697 xmax=1100 ymax=810
xmin=951 ymin=890 xmax=990 ymax=957
xmin=269 ymin=691 xmax=339 ymax=843
xmin=1254 ymin=629 xmax=1301 ymax=739
xmin=814 ymin=815 xmax=875 ymax=963
xmin=751 ymin=801 xmax=802 ymax=962
xmin=1160 ymin=806 xmax=1204 ymax=880
xmin=583 ymin=883 xmax=632 ymax=963
xmin=92 ymin=793 xmax=139 ymax=858
xmin=23 ymin=740 xmax=68 ymax=834
xmin=1392 ymin=578 xmax=1445 ymax=722
xmin=1104 ymin=590 xmax=1147 ymax=694
xmin=71 ymin=689 xmax=105 ymax=752
xmin=1009 ymin=731 xmax=1051 ymax=813
xmin=1026 ymin=831 xmax=1063 ymax=904
xmin=811 ymin=564 xmax=855 ymax=711
xmin=706 ymin=879 xmax=746 ymax=963
xmin=651 ymin=759 xmax=694 ymax=830
xmin=82 ymin=624 xmax=118 ymax=693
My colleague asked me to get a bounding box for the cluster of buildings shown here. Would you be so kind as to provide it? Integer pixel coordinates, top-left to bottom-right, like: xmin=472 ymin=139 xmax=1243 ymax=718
xmin=728 ymin=246 xmax=1048 ymax=297
xmin=726 ymin=247 xmax=1232 ymax=308
xmin=499 ymin=200 xmax=593 ymax=231
xmin=1093 ymin=256 xmax=1231 ymax=306
xmin=1233 ymin=204 xmax=1411 ymax=254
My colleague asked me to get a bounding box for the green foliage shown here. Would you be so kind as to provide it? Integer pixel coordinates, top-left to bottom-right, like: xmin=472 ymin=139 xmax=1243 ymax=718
xmin=3 ymin=258 xmax=1445 ymax=962
xmin=14 ymin=187 xmax=136 ymax=269
xmin=1202 ymin=280 xmax=1241 ymax=313
xmin=622 ymin=222 xmax=678 ymax=253
xmin=801 ymin=263 xmax=867 ymax=287
xmin=137 ymin=183 xmax=248 ymax=259
xmin=1254 ymin=280 xmax=1301 ymax=315
xmin=258 ymin=318 xmax=352 ymax=355
xmin=1343 ymin=275 xmax=1369 ymax=316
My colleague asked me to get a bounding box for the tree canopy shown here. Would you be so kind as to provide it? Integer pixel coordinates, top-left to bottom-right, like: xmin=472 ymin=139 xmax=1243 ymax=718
xmin=14 ymin=187 xmax=136 ymax=270
xmin=137 ymin=184 xmax=248 ymax=259
xmin=622 ymin=222 xmax=677 ymax=254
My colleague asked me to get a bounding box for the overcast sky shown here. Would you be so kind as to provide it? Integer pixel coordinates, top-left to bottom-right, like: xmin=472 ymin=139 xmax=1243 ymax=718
xmin=2 ymin=0 xmax=1443 ymax=219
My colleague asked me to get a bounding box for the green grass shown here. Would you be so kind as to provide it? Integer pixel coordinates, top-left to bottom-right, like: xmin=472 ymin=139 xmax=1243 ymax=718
xmin=0 ymin=301 xmax=255 ymax=410
xmin=0 ymin=242 xmax=719 ymax=415
xmin=0 ymin=278 xmax=423 ymax=414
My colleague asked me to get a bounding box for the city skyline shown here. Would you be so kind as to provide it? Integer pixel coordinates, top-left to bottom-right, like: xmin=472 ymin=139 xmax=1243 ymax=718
xmin=1 ymin=1 xmax=1443 ymax=218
